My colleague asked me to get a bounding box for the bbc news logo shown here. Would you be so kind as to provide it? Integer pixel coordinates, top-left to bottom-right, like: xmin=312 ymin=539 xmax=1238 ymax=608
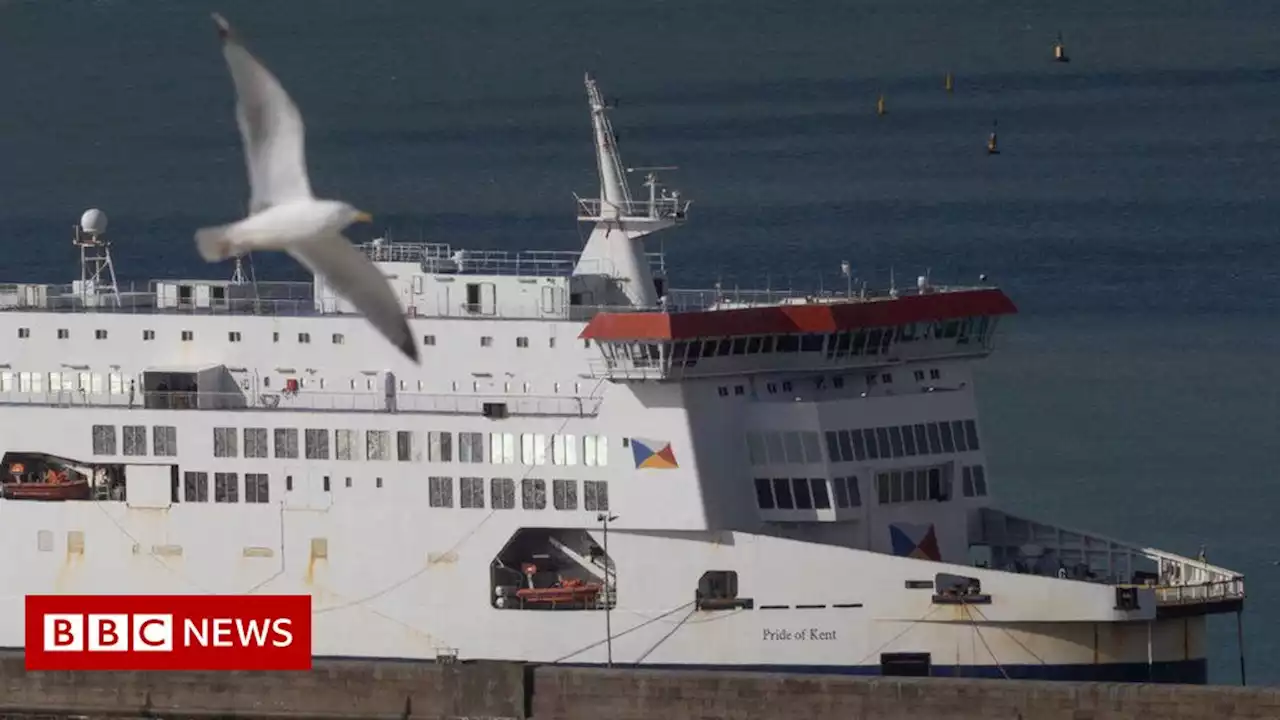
xmin=25 ymin=594 xmax=311 ymax=670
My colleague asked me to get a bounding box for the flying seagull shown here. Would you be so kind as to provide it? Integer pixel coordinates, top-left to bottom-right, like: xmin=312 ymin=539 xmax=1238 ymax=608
xmin=197 ymin=13 xmax=418 ymax=364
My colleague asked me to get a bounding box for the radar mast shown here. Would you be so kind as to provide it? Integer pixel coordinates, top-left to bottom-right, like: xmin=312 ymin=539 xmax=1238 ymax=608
xmin=73 ymin=208 xmax=121 ymax=309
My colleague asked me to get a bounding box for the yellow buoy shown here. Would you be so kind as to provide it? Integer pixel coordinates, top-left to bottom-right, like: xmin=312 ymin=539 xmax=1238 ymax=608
xmin=987 ymin=121 xmax=999 ymax=155
xmin=876 ymin=94 xmax=886 ymax=116
xmin=1054 ymin=32 xmax=1070 ymax=63
xmin=945 ymin=72 xmax=953 ymax=93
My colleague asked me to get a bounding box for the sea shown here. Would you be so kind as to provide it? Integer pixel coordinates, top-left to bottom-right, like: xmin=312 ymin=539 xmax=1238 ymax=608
xmin=1 ymin=0 xmax=1277 ymax=686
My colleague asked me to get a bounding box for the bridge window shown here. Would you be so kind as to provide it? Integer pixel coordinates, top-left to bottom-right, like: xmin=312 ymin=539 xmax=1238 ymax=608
xmin=583 ymin=435 xmax=608 ymax=467
xmin=429 ymin=477 xmax=454 ymax=507
xmin=397 ymin=431 xmax=417 ymax=461
xmin=962 ymin=465 xmax=989 ymax=497
xmin=123 ymin=426 xmax=147 ymax=456
xmin=551 ymin=434 xmax=578 ymax=465
xmin=335 ymin=429 xmax=356 ymax=459
xmin=964 ymin=420 xmax=980 ymax=450
xmin=242 ymin=428 xmax=267 ymax=458
xmin=459 ymin=432 xmax=486 ymax=463
xmin=489 ymin=433 xmax=516 ymax=464
xmin=832 ymin=476 xmax=861 ymax=508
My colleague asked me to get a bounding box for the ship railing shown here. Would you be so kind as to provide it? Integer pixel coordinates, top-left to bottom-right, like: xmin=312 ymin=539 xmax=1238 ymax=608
xmin=0 ymin=390 xmax=604 ymax=417
xmin=575 ymin=196 xmax=687 ymax=222
xmin=654 ymin=284 xmax=990 ymax=314
xmin=357 ymin=241 xmax=668 ymax=279
xmin=971 ymin=508 xmax=1245 ymax=606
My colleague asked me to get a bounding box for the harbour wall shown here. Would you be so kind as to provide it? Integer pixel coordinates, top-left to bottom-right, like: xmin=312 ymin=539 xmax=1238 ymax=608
xmin=1 ymin=655 xmax=1277 ymax=720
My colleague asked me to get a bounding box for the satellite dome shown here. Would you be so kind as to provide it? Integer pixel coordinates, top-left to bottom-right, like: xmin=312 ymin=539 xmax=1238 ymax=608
xmin=80 ymin=209 xmax=108 ymax=235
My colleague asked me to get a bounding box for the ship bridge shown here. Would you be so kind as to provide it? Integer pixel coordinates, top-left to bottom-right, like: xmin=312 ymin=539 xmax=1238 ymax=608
xmin=578 ymin=283 xmax=1018 ymax=382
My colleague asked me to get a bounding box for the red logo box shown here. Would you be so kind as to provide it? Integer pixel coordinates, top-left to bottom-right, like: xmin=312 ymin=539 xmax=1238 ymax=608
xmin=25 ymin=594 xmax=312 ymax=671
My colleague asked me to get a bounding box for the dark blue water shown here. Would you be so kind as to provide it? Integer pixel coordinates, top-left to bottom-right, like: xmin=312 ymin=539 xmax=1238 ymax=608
xmin=3 ymin=0 xmax=1279 ymax=684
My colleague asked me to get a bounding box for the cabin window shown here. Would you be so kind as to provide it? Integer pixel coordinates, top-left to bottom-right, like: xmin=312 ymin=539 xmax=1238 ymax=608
xmin=781 ymin=381 xmax=793 ymax=392
xmin=480 ymin=336 xmax=493 ymax=347
xmin=458 ymin=432 xmax=485 ymax=463
xmin=285 ymin=475 xmax=293 ymax=492
xmin=832 ymin=476 xmax=861 ymax=508
xmin=397 ymin=430 xmax=416 ymax=461
xmin=429 ymin=476 xmax=454 ymax=508
xmin=552 ymin=479 xmax=578 ymax=510
xmin=366 ymin=430 xmax=391 ymax=460
xmin=122 ymin=426 xmax=147 ymax=456
xmin=551 ymin=434 xmax=578 ymax=466
xmin=332 ymin=333 xmax=344 ymax=345
xmin=181 ymin=331 xmax=193 ymax=341
xmin=521 ymin=478 xmax=546 ymax=510
xmin=717 ymin=386 xmax=729 ymax=397
xmin=245 ymin=473 xmax=269 ymax=504
xmin=214 ymin=472 xmax=239 ymax=503
xmin=489 ymin=433 xmax=515 ymax=464
xmin=17 ymin=327 xmax=29 ymax=339
xmin=733 ymin=385 xmax=745 ymax=396
xmin=335 ymin=429 xmax=356 ymax=460
xmin=57 ymin=328 xmax=69 ymax=339
xmin=428 ymin=431 xmax=452 ymax=462
xmin=213 ymin=427 xmax=237 ymax=458
xmin=183 ymin=472 xmax=209 ymax=503
xmin=305 ymin=429 xmax=330 ymax=459
xmin=274 ymin=428 xmax=299 ymax=459
xmin=298 ymin=332 xmax=311 ymax=344
xmin=423 ymin=334 xmax=436 ymax=346
xmin=322 ymin=476 xmax=331 ymax=492
xmin=95 ymin=329 xmax=107 ymax=340
xmin=228 ymin=331 xmax=242 ymax=342
xmin=490 ymin=478 xmax=516 ymax=509
xmin=791 ymin=477 xmax=813 ymax=509
xmin=584 ymin=480 xmax=609 ymax=511
xmin=964 ymin=420 xmax=980 ymax=450
xmin=91 ymin=425 xmax=117 ymax=455
xmin=460 ymin=477 xmax=484 ymax=508
xmin=243 ymin=428 xmax=268 ymax=458
xmin=153 ymin=426 xmax=177 ymax=456
xmin=582 ymin=435 xmax=608 ymax=467
xmin=516 ymin=336 xmax=529 ymax=348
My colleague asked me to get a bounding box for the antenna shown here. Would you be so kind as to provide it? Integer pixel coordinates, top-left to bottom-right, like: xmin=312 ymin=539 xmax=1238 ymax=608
xmin=73 ymin=208 xmax=121 ymax=309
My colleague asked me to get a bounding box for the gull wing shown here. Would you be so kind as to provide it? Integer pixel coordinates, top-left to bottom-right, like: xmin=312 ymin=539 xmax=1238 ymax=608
xmin=289 ymin=232 xmax=419 ymax=364
xmin=213 ymin=13 xmax=313 ymax=213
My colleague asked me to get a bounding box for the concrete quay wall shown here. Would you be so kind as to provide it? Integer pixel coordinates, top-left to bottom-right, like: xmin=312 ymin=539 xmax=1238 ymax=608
xmin=2 ymin=656 xmax=1279 ymax=720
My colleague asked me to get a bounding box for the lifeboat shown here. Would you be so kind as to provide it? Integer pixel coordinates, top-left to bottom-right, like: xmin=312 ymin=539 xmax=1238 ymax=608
xmin=1 ymin=468 xmax=92 ymax=501
xmin=515 ymin=577 xmax=603 ymax=605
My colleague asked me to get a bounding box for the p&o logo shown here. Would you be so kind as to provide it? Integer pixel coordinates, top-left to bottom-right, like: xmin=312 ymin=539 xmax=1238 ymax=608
xmin=25 ymin=595 xmax=311 ymax=671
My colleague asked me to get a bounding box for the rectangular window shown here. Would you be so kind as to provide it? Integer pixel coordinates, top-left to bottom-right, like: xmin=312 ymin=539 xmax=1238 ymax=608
xmin=584 ymin=480 xmax=609 ymax=511
xmin=782 ymin=432 xmax=805 ymax=464
xmin=366 ymin=430 xmax=390 ymax=460
xmin=900 ymin=425 xmax=917 ymax=456
xmin=754 ymin=478 xmax=775 ymax=509
xmin=521 ymin=478 xmax=547 ymax=509
xmin=833 ymin=476 xmax=850 ymax=508
xmin=926 ymin=423 xmax=942 ymax=454
xmin=791 ymin=477 xmax=813 ymax=509
xmin=460 ymin=477 xmax=485 ymax=508
xmin=875 ymin=427 xmax=892 ymax=458
xmin=458 ymin=432 xmax=485 ymax=463
xmin=972 ymin=465 xmax=988 ymax=496
xmin=963 ymin=466 xmax=975 ymax=497
xmin=552 ymin=479 xmax=578 ymax=510
xmin=862 ymin=429 xmax=879 ymax=460
xmin=152 ymin=426 xmax=177 ymax=456
xmin=243 ymin=427 xmax=268 ymax=458
xmin=520 ymin=433 xmax=535 ymax=465
xmin=840 ymin=430 xmax=857 ymax=462
xmin=964 ymin=420 xmax=981 ymax=451
xmin=428 ymin=476 xmax=453 ymax=508
xmin=428 ymin=431 xmax=452 ymax=462
xmin=183 ymin=471 xmax=209 ymax=502
xmin=396 ymin=430 xmax=416 ymax=461
xmin=490 ymin=478 xmax=515 ymax=509
xmin=810 ymin=478 xmax=831 ymax=509
xmin=583 ymin=435 xmax=608 ymax=467
xmin=846 ymin=476 xmax=861 ymax=507
xmin=335 ymin=429 xmax=356 ymax=460
xmin=763 ymin=432 xmax=786 ymax=464
xmin=122 ymin=425 xmax=147 ymax=456
xmin=214 ymin=472 xmax=238 ymax=503
xmin=913 ymin=424 xmax=930 ymax=455
xmin=888 ymin=426 xmax=905 ymax=458
xmin=304 ymin=429 xmax=330 ymax=459
xmin=213 ymin=427 xmax=237 ymax=458
xmin=245 ymin=473 xmax=269 ymax=503
xmin=801 ymin=431 xmax=822 ymax=463
xmin=274 ymin=428 xmax=299 ymax=459
xmin=772 ymin=478 xmax=794 ymax=509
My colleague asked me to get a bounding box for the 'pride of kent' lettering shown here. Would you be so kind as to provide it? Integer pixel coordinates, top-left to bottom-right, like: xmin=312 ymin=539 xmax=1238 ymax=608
xmin=24 ymin=595 xmax=312 ymax=671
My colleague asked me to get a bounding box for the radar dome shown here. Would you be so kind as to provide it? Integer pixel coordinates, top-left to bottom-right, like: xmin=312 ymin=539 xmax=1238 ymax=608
xmin=80 ymin=209 xmax=108 ymax=236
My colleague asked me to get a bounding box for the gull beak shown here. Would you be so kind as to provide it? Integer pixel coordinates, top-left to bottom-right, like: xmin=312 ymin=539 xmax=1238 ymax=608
xmin=354 ymin=211 xmax=373 ymax=223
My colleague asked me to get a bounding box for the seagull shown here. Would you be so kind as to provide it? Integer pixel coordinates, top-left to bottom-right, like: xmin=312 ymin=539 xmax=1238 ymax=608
xmin=196 ymin=13 xmax=418 ymax=364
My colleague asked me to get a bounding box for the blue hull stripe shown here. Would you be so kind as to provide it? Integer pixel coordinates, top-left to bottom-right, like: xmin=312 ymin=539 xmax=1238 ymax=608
xmin=555 ymin=659 xmax=1208 ymax=684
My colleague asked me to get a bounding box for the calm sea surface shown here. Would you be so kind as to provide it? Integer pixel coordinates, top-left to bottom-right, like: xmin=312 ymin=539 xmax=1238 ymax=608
xmin=2 ymin=0 xmax=1278 ymax=685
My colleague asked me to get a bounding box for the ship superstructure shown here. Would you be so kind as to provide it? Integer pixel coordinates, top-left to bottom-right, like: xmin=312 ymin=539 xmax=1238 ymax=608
xmin=0 ymin=75 xmax=1244 ymax=682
